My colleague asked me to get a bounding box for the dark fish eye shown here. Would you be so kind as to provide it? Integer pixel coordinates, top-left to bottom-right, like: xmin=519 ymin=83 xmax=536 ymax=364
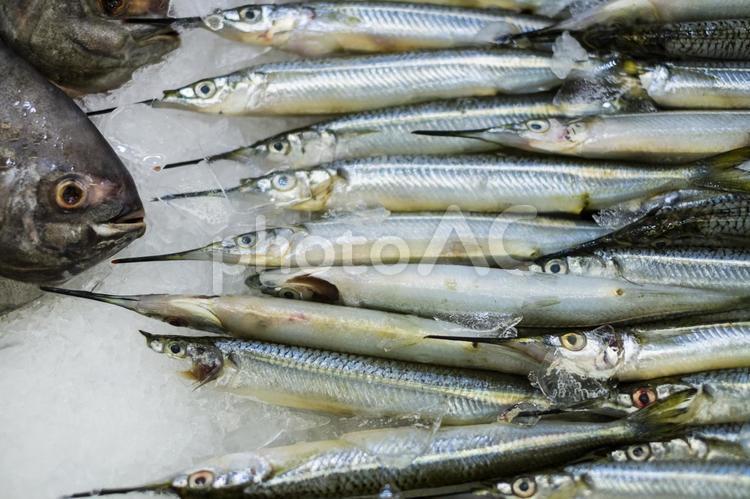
xmin=631 ymin=386 xmax=657 ymax=409
xmin=561 ymin=332 xmax=586 ymax=351
xmin=99 ymin=0 xmax=124 ymax=15
xmin=194 ymin=80 xmax=216 ymax=99
xmin=55 ymin=179 xmax=87 ymax=210
xmin=170 ymin=343 xmax=182 ymax=354
xmin=188 ymin=470 xmax=215 ymax=489
xmin=239 ymin=234 xmax=256 ymax=247
xmin=240 ymin=8 xmax=259 ymax=20
xmin=512 ymin=477 xmax=536 ymax=498
xmin=544 ymin=259 xmax=567 ymax=274
xmin=626 ymin=444 xmax=650 ymax=461
xmin=280 ymin=288 xmax=301 ymax=300
xmin=273 ymin=142 xmax=285 ymax=152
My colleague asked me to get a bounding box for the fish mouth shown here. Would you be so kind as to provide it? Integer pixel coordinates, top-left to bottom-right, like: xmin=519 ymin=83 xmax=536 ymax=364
xmin=92 ymin=208 xmax=147 ymax=239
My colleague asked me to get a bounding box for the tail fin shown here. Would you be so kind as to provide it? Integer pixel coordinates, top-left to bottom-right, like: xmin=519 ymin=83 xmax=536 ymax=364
xmin=690 ymin=148 xmax=750 ymax=193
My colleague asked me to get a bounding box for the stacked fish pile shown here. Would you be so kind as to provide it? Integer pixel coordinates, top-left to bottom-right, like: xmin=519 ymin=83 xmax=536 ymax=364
xmin=37 ymin=0 xmax=750 ymax=497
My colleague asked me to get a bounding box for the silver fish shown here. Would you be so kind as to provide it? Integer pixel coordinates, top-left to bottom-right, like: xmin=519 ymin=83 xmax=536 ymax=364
xmin=551 ymin=0 xmax=750 ymax=31
xmin=428 ymin=112 xmax=750 ymax=163
xmin=256 ymin=264 xmax=750 ymax=328
xmin=63 ymin=390 xmax=695 ymax=498
xmin=154 ymin=49 xmax=597 ymax=115
xmin=607 ymin=424 xmax=750 ymax=463
xmin=641 ymin=61 xmax=750 ymax=109
xmin=42 ymin=287 xmax=536 ymax=374
xmin=582 ymin=19 xmax=750 ymax=61
xmin=591 ymin=368 xmax=750 ymax=425
xmin=165 ymin=93 xmax=608 ymax=173
xmin=113 ymin=213 xmax=614 ymax=268
xmin=532 ymin=248 xmax=750 ymax=293
xmin=141 ymin=332 xmax=547 ymax=425
xmin=199 ymin=2 xmax=552 ymax=56
xmin=490 ymin=461 xmax=750 ymax=499
xmin=502 ymin=322 xmax=750 ymax=381
xmin=168 ymin=150 xmax=750 ymax=214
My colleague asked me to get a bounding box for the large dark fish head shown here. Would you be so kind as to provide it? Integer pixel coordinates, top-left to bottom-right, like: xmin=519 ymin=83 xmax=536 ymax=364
xmin=0 ymin=41 xmax=145 ymax=283
xmin=0 ymin=0 xmax=179 ymax=94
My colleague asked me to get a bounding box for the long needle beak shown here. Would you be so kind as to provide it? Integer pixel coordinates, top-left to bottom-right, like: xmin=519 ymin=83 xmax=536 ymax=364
xmin=411 ymin=128 xmax=504 ymax=145
xmin=151 ymin=187 xmax=229 ymax=202
xmin=161 ymin=158 xmax=205 ymax=170
xmin=112 ymin=246 xmax=209 ymax=264
xmin=40 ymin=287 xmax=140 ymax=312
xmin=86 ymin=99 xmax=156 ymax=117
xmin=62 ymin=482 xmax=172 ymax=497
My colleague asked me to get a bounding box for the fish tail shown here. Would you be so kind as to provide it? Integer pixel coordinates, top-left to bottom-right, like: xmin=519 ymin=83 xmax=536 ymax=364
xmin=690 ymin=147 xmax=750 ymax=193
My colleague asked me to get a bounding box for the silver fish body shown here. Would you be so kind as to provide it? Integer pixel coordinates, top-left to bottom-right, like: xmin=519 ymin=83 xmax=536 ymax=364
xmin=533 ymin=248 xmax=750 ymax=293
xmin=217 ymin=94 xmax=603 ymax=173
xmin=156 ymin=49 xmax=594 ymax=115
xmin=554 ymin=0 xmax=750 ymax=31
xmin=232 ymin=151 xmax=750 ymax=214
xmin=492 ymin=461 xmax=750 ymax=499
xmin=378 ymin=0 xmax=564 ymax=13
xmin=143 ymin=333 xmax=545 ymax=425
xmin=582 ymin=19 xmax=750 ymax=60
xmin=43 ymin=288 xmax=538 ymax=374
xmin=201 ymin=2 xmax=552 ymax=56
xmin=118 ymin=213 xmax=613 ymax=268
xmin=502 ymin=322 xmax=750 ymax=381
xmin=596 ymin=368 xmax=750 ymax=425
xmin=642 ymin=62 xmax=750 ymax=109
xmin=453 ymin=112 xmax=750 ymax=163
xmin=608 ymin=424 xmax=750 ymax=463
xmin=65 ymin=391 xmax=693 ymax=498
xmin=256 ymin=265 xmax=749 ymax=328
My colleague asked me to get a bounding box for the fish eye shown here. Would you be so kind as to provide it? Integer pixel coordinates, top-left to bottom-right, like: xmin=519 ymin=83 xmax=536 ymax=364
xmin=99 ymin=0 xmax=124 ymax=16
xmin=55 ymin=179 xmax=88 ymax=210
xmin=544 ymin=259 xmax=567 ymax=275
xmin=194 ymin=80 xmax=217 ymax=99
xmin=631 ymin=386 xmax=657 ymax=409
xmin=512 ymin=476 xmax=536 ymax=498
xmin=560 ymin=332 xmax=586 ymax=351
xmin=240 ymin=7 xmax=261 ymax=21
xmin=527 ymin=120 xmax=550 ymax=132
xmin=167 ymin=341 xmax=187 ymax=358
xmin=626 ymin=444 xmax=651 ymax=461
xmin=279 ymin=287 xmax=302 ymax=300
xmin=238 ymin=233 xmax=257 ymax=248
xmin=272 ymin=174 xmax=296 ymax=191
xmin=271 ymin=141 xmax=289 ymax=154
xmin=188 ymin=470 xmax=215 ymax=489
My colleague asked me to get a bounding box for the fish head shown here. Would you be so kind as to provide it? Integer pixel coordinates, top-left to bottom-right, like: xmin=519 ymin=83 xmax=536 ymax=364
xmin=496 ymin=118 xmax=588 ymax=154
xmin=171 ymin=453 xmax=274 ymax=495
xmin=487 ymin=473 xmax=578 ymax=499
xmin=91 ymin=0 xmax=171 ymax=17
xmin=133 ymin=295 xmax=225 ymax=333
xmin=257 ymin=272 xmax=340 ymax=302
xmin=234 ymin=128 xmax=333 ymax=172
xmin=504 ymin=326 xmax=625 ymax=379
xmin=242 ymin=169 xmax=335 ymax=210
xmin=157 ymin=74 xmax=245 ymax=114
xmin=530 ymin=255 xmax=611 ymax=278
xmin=202 ymin=4 xmax=307 ymax=46
xmin=64 ymin=452 xmax=275 ymax=497
xmin=217 ymin=227 xmax=297 ymax=267
xmin=0 ymin=149 xmax=145 ymax=283
xmin=597 ymin=377 xmax=695 ymax=418
xmin=141 ymin=332 xmax=225 ymax=387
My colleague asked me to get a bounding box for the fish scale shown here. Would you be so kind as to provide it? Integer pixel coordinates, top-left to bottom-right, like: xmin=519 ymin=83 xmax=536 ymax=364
xmin=235 ymin=152 xmax=750 ymax=214
xmin=206 ymin=337 xmax=541 ymax=424
xmin=555 ymin=248 xmax=750 ymax=293
xmin=555 ymin=461 xmax=750 ymax=498
xmin=157 ymin=49 xmax=578 ymax=115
